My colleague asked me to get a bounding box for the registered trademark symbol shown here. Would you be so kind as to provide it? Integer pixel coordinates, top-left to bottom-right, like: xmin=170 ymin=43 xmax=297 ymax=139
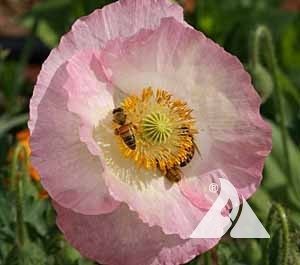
xmin=209 ymin=183 xmax=219 ymax=193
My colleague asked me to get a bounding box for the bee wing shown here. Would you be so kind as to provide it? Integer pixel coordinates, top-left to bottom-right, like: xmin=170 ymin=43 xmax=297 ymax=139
xmin=178 ymin=167 xmax=186 ymax=183
xmin=113 ymin=87 xmax=130 ymax=106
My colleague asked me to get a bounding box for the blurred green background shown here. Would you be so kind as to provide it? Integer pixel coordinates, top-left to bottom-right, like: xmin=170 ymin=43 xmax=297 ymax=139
xmin=0 ymin=0 xmax=300 ymax=264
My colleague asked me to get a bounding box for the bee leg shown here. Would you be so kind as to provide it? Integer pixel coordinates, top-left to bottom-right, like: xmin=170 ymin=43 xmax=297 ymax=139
xmin=194 ymin=144 xmax=202 ymax=157
xmin=132 ymin=123 xmax=138 ymax=131
xmin=127 ymin=122 xmax=138 ymax=131
xmin=114 ymin=128 xmax=120 ymax=135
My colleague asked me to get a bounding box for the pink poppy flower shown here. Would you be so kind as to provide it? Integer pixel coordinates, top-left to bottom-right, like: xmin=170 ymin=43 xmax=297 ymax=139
xmin=29 ymin=0 xmax=272 ymax=264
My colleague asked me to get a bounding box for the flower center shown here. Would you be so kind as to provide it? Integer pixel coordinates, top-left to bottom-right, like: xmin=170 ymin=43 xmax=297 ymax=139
xmin=142 ymin=112 xmax=172 ymax=144
xmin=113 ymin=87 xmax=198 ymax=172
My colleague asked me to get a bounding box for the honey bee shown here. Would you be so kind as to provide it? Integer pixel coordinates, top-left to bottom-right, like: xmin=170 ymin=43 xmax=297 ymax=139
xmin=155 ymin=159 xmax=184 ymax=183
xmin=113 ymin=107 xmax=136 ymax=150
xmin=179 ymin=126 xmax=201 ymax=168
xmin=158 ymin=126 xmax=201 ymax=183
xmin=165 ymin=166 xmax=184 ymax=183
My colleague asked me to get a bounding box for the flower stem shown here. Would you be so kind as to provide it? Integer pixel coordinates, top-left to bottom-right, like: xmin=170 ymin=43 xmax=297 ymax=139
xmin=203 ymin=252 xmax=212 ymax=265
xmin=264 ymin=203 xmax=289 ymax=265
xmin=252 ymin=25 xmax=292 ymax=190
xmin=10 ymin=144 xmax=29 ymax=247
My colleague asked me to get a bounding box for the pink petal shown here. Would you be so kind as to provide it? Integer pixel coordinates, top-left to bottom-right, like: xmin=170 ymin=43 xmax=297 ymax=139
xmin=54 ymin=202 xmax=218 ymax=265
xmin=29 ymin=0 xmax=185 ymax=132
xmin=104 ymin=168 xmax=210 ymax=239
xmin=30 ymin=0 xmax=185 ymax=215
xmin=179 ymin=170 xmax=223 ymax=210
xmin=30 ymin=62 xmax=119 ymax=215
xmin=100 ymin=17 xmax=271 ymax=213
xmin=64 ymin=50 xmax=114 ymax=156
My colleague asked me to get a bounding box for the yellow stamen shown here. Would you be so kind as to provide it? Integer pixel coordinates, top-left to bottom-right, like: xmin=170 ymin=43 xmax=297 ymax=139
xmin=113 ymin=87 xmax=198 ymax=171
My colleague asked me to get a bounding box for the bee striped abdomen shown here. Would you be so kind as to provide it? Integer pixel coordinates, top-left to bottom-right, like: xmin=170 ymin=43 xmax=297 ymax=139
xmin=165 ymin=167 xmax=183 ymax=183
xmin=180 ymin=146 xmax=195 ymax=167
xmin=119 ymin=124 xmax=136 ymax=150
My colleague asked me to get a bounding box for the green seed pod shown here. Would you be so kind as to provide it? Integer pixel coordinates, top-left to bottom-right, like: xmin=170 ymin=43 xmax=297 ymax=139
xmin=249 ymin=63 xmax=274 ymax=103
xmin=244 ymin=240 xmax=262 ymax=265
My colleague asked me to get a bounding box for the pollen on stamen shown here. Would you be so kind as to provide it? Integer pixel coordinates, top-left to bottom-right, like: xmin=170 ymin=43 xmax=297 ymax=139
xmin=113 ymin=87 xmax=198 ymax=172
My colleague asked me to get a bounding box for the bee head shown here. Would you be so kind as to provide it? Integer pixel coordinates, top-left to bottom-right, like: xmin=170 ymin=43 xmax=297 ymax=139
xmin=112 ymin=107 xmax=124 ymax=114
xmin=179 ymin=126 xmax=190 ymax=135
xmin=113 ymin=107 xmax=126 ymax=125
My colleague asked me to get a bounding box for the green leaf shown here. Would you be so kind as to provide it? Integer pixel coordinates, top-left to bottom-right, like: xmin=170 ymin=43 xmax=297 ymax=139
xmin=264 ymin=155 xmax=287 ymax=189
xmin=277 ymin=70 xmax=300 ymax=106
xmin=0 ymin=195 xmax=14 ymax=227
xmin=36 ymin=21 xmax=59 ymax=48
xmin=249 ymin=189 xmax=272 ymax=221
xmin=268 ymin=121 xmax=300 ymax=205
xmin=56 ymin=245 xmax=82 ymax=265
xmin=0 ymin=114 xmax=28 ymax=137
xmin=4 ymin=242 xmax=47 ymax=265
xmin=280 ymin=21 xmax=300 ymax=72
xmin=24 ymin=198 xmax=48 ymax=236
